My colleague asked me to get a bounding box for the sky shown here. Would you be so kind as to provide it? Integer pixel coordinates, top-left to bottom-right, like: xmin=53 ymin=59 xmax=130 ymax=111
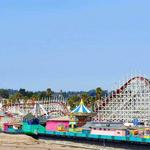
xmin=0 ymin=0 xmax=150 ymax=91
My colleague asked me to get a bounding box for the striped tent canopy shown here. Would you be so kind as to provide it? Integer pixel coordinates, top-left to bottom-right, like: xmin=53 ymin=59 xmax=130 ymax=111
xmin=71 ymin=99 xmax=92 ymax=113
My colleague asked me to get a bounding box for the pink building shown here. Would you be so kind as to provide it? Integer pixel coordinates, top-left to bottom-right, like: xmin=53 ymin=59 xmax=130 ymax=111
xmin=91 ymin=127 xmax=126 ymax=136
xmin=46 ymin=116 xmax=70 ymax=131
xmin=3 ymin=123 xmax=9 ymax=131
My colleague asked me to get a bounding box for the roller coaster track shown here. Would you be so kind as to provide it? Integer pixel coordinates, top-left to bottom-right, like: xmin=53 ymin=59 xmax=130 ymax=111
xmin=2 ymin=97 xmax=69 ymax=117
xmin=96 ymin=76 xmax=150 ymax=109
xmin=95 ymin=76 xmax=150 ymax=122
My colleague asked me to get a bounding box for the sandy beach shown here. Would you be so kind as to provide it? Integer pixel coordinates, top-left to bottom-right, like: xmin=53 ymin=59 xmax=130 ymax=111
xmin=0 ymin=133 xmax=150 ymax=150
xmin=0 ymin=133 xmax=99 ymax=150
xmin=0 ymin=133 xmax=86 ymax=150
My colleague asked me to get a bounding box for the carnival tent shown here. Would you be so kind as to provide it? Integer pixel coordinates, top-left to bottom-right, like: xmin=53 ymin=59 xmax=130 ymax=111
xmin=71 ymin=99 xmax=92 ymax=113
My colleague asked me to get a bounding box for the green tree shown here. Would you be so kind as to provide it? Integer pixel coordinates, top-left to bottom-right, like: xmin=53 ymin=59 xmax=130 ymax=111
xmin=0 ymin=89 xmax=9 ymax=98
xmin=46 ymin=88 xmax=53 ymax=97
xmin=39 ymin=91 xmax=47 ymax=99
xmin=81 ymin=92 xmax=88 ymax=101
xmin=9 ymin=92 xmax=23 ymax=104
xmin=96 ymin=87 xmax=103 ymax=100
xmin=31 ymin=94 xmax=39 ymax=100
xmin=15 ymin=92 xmax=23 ymax=100
xmin=26 ymin=91 xmax=34 ymax=98
xmin=68 ymin=95 xmax=80 ymax=110
xmin=19 ymin=88 xmax=26 ymax=96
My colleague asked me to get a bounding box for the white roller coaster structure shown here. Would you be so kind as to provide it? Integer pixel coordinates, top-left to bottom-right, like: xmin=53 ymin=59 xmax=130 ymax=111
xmin=1 ymin=96 xmax=69 ymax=118
xmin=94 ymin=76 xmax=150 ymax=123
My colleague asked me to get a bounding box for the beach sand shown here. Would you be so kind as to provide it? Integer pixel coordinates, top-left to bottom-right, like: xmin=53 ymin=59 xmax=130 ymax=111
xmin=0 ymin=133 xmax=149 ymax=150
xmin=0 ymin=133 xmax=91 ymax=150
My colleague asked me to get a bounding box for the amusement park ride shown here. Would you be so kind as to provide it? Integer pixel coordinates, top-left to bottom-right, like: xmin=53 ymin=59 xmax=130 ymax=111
xmin=94 ymin=76 xmax=150 ymax=124
xmin=1 ymin=75 xmax=150 ymax=124
xmin=1 ymin=75 xmax=150 ymax=145
xmin=1 ymin=96 xmax=69 ymax=118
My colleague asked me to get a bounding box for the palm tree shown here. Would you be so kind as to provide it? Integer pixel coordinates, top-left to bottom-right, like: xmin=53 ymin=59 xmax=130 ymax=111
xmin=46 ymin=88 xmax=52 ymax=98
xmin=96 ymin=87 xmax=103 ymax=100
